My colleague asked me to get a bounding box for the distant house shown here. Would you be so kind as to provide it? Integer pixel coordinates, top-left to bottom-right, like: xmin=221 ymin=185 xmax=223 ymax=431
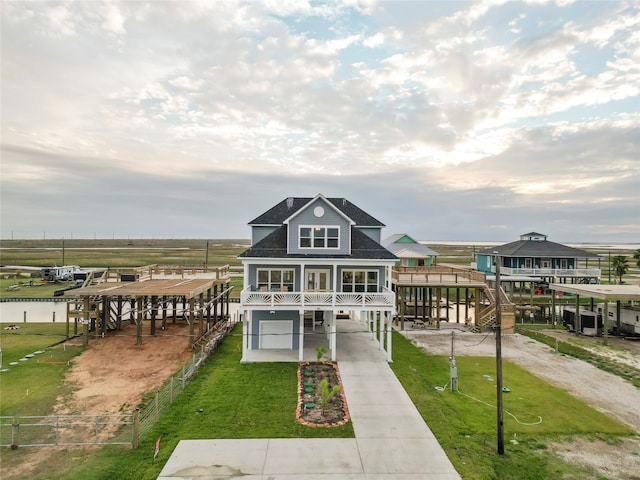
xmin=473 ymin=232 xmax=600 ymax=284
xmin=238 ymin=194 xmax=397 ymax=362
xmin=382 ymin=234 xmax=438 ymax=267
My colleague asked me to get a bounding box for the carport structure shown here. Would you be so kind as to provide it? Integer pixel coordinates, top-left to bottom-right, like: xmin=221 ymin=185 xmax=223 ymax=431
xmin=550 ymin=283 xmax=640 ymax=343
xmin=67 ymin=277 xmax=231 ymax=347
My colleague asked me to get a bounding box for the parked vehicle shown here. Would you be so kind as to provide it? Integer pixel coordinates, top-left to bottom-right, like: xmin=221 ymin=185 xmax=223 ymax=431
xmin=597 ymin=303 xmax=640 ymax=337
xmin=561 ymin=306 xmax=604 ymax=336
xmin=40 ymin=265 xmax=80 ymax=282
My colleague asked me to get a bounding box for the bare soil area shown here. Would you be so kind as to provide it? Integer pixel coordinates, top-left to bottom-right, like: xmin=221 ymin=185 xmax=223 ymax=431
xmin=56 ymin=322 xmax=193 ymax=415
xmin=403 ymin=326 xmax=640 ymax=480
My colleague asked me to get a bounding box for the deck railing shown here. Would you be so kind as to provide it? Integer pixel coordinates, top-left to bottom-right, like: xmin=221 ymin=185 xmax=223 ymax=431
xmin=240 ymin=287 xmax=395 ymax=309
xmin=497 ymin=267 xmax=600 ymax=277
xmin=391 ymin=265 xmax=486 ymax=285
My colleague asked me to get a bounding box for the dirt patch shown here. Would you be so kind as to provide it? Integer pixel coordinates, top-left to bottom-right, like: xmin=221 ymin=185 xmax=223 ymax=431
xmin=403 ymin=326 xmax=640 ymax=479
xmin=56 ymin=322 xmax=193 ymax=415
xmin=549 ymin=437 xmax=640 ymax=480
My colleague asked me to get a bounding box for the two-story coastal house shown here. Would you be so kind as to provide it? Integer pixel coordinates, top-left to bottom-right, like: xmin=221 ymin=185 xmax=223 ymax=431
xmin=473 ymin=232 xmax=601 ymax=285
xmin=238 ymin=194 xmax=397 ymax=362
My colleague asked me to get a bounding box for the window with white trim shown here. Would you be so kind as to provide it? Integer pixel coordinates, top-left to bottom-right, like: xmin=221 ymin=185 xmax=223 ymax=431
xmin=257 ymin=269 xmax=294 ymax=292
xmin=299 ymin=226 xmax=339 ymax=249
xmin=342 ymin=270 xmax=378 ymax=293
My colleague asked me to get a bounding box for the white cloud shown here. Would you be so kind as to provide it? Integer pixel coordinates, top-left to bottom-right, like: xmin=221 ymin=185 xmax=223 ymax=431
xmin=1 ymin=0 xmax=638 ymax=241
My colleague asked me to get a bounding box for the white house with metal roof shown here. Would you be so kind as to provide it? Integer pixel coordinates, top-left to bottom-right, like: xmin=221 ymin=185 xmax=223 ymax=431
xmin=238 ymin=194 xmax=397 ymax=362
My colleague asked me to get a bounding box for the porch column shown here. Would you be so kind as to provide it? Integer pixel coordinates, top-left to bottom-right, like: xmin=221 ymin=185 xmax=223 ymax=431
xmin=330 ymin=312 xmax=337 ymax=361
xmin=379 ymin=312 xmax=384 ymax=350
xmin=386 ymin=312 xmax=393 ymax=362
xmin=247 ymin=311 xmax=252 ymax=351
xmin=371 ymin=311 xmax=377 ymax=339
xmin=241 ymin=311 xmax=248 ymax=362
xmin=603 ymin=301 xmax=609 ymax=346
xmin=298 ymin=311 xmax=305 ymax=361
xmin=575 ymin=295 xmax=580 ymax=335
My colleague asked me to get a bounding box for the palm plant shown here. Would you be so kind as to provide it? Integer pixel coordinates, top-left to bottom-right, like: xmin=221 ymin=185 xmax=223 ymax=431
xmin=319 ymin=377 xmax=341 ymax=415
xmin=633 ymin=249 xmax=640 ymax=268
xmin=611 ymin=255 xmax=629 ymax=284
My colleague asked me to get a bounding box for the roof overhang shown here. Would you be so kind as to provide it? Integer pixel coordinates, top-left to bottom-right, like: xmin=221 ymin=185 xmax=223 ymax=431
xmin=550 ymin=283 xmax=640 ymax=301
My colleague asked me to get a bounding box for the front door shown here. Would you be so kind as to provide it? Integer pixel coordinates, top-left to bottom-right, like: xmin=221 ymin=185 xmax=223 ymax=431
xmin=306 ymin=269 xmax=330 ymax=291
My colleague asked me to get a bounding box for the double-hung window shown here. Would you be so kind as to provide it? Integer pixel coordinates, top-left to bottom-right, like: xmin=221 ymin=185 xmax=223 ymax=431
xmin=257 ymin=269 xmax=294 ymax=292
xmin=342 ymin=270 xmax=378 ymax=293
xmin=299 ymin=226 xmax=339 ymax=249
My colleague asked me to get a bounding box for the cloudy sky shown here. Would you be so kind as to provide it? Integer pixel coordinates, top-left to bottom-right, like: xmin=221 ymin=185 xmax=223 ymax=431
xmin=1 ymin=0 xmax=638 ymax=243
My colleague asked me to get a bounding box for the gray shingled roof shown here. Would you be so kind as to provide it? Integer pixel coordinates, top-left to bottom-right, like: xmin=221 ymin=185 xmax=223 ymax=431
xmin=239 ymin=226 xmax=397 ymax=260
xmin=479 ymin=239 xmax=598 ymax=258
xmin=248 ymin=196 xmax=385 ymax=227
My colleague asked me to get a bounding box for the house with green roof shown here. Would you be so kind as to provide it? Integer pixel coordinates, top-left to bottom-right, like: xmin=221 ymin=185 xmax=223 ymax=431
xmin=382 ymin=234 xmax=438 ymax=268
xmin=239 ymin=194 xmax=397 ymax=362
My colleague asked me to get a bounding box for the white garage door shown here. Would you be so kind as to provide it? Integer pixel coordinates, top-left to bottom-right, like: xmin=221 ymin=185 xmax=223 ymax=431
xmin=259 ymin=320 xmax=293 ymax=349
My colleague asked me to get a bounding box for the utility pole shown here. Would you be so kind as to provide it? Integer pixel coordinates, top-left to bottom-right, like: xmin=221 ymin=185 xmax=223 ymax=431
xmin=494 ymin=251 xmax=505 ymax=455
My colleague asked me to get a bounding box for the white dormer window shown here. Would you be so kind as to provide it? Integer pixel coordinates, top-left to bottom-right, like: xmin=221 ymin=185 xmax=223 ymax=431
xmin=299 ymin=226 xmax=339 ymax=249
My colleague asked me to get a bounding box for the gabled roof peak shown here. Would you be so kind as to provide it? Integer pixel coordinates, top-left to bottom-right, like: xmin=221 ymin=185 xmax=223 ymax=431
xmin=248 ymin=195 xmax=385 ymax=227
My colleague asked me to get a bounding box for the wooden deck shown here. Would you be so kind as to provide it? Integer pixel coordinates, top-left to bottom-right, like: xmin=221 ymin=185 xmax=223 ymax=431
xmin=391 ymin=265 xmax=487 ymax=287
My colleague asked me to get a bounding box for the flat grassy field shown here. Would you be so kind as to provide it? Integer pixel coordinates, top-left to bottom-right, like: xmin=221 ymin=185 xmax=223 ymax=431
xmin=0 ymin=238 xmax=249 ymax=269
xmin=0 ymin=323 xmax=82 ymax=417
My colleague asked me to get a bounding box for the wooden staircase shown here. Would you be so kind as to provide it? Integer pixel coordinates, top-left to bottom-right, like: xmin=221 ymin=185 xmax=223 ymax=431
xmin=470 ymin=285 xmax=515 ymax=333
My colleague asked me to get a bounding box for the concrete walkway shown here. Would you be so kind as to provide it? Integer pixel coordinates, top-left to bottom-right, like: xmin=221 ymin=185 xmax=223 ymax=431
xmin=158 ymin=318 xmax=460 ymax=479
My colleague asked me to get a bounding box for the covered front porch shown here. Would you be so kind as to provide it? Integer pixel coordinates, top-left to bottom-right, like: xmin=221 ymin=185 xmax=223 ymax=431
xmin=240 ymin=309 xmax=394 ymax=363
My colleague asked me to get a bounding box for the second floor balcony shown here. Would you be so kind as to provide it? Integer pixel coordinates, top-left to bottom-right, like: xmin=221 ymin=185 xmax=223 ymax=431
xmin=495 ymin=266 xmax=600 ymax=278
xmin=240 ymin=286 xmax=395 ymax=311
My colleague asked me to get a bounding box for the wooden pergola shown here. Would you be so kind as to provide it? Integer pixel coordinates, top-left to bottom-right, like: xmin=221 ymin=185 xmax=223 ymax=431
xmin=67 ymin=278 xmax=231 ymax=347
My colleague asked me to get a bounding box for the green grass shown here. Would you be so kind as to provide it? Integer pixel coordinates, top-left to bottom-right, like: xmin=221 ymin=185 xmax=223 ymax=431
xmin=0 ymin=278 xmax=74 ymax=298
xmin=0 ymin=238 xmax=249 ymax=269
xmin=390 ymin=331 xmax=635 ymax=480
xmin=0 ymin=323 xmax=83 ymax=416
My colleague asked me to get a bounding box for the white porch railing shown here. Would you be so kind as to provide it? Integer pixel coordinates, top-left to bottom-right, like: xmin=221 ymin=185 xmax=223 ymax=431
xmin=497 ymin=267 xmax=601 ymax=277
xmin=240 ymin=288 xmax=395 ymax=310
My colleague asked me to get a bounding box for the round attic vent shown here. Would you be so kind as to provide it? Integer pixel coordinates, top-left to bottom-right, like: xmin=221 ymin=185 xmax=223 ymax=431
xmin=313 ymin=206 xmax=325 ymax=217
